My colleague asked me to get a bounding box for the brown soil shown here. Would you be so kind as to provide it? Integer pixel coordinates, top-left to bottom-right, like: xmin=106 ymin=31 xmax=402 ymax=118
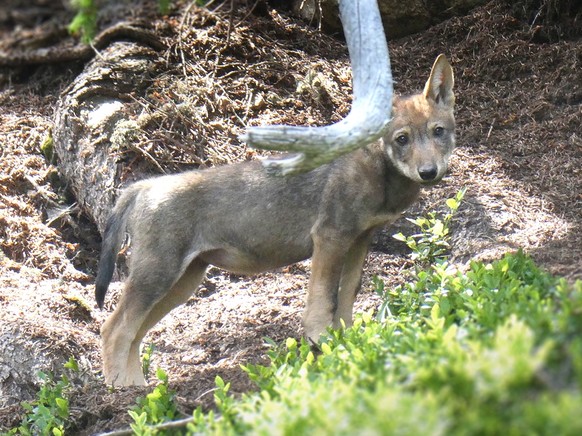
xmin=1 ymin=0 xmax=580 ymax=434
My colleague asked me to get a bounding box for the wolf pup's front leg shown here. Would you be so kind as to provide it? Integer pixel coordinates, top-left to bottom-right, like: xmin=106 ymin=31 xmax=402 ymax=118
xmin=302 ymin=229 xmax=367 ymax=342
xmin=303 ymin=237 xmax=344 ymax=342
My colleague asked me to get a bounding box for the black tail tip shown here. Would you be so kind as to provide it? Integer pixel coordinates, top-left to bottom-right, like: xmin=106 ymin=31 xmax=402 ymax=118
xmin=95 ymin=258 xmax=115 ymax=310
xmin=95 ymin=284 xmax=106 ymax=310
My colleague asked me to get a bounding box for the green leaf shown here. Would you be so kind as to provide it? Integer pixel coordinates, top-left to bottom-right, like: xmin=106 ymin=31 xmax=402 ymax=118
xmin=155 ymin=367 xmax=168 ymax=383
xmin=321 ymin=342 xmax=332 ymax=355
xmin=445 ymin=198 xmax=459 ymax=210
xmin=55 ymin=398 xmax=68 ymax=413
xmin=392 ymin=232 xmax=407 ymax=242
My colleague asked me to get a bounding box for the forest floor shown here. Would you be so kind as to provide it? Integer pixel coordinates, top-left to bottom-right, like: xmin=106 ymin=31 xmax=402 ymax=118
xmin=0 ymin=0 xmax=580 ymax=434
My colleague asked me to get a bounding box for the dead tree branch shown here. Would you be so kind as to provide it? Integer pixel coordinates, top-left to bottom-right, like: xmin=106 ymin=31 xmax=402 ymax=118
xmin=241 ymin=0 xmax=393 ymax=175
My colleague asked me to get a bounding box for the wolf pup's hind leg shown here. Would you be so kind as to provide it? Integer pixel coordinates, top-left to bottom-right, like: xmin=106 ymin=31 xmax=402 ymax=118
xmin=100 ymin=254 xmax=206 ymax=386
xmin=124 ymin=259 xmax=208 ymax=384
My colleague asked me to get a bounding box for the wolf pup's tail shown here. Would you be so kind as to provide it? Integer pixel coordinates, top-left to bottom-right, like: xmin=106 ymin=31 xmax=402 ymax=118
xmin=95 ymin=187 xmax=139 ymax=309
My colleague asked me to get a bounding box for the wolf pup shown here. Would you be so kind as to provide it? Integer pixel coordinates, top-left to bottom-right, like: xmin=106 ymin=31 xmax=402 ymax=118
xmin=95 ymin=54 xmax=455 ymax=386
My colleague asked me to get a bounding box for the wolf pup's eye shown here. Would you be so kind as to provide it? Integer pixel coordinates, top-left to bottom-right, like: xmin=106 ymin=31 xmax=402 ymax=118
xmin=434 ymin=126 xmax=445 ymax=137
xmin=395 ymin=134 xmax=409 ymax=146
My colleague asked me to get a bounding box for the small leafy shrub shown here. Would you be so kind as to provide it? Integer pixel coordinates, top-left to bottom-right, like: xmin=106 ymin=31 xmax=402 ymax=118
xmin=141 ymin=343 xmax=156 ymax=381
xmin=158 ymin=0 xmax=172 ymax=15
xmin=181 ymin=250 xmax=582 ymax=435
xmin=393 ymin=187 xmax=466 ymax=266
xmin=68 ymin=0 xmax=175 ymax=43
xmin=377 ymin=188 xmax=465 ymax=321
xmin=68 ymin=0 xmax=97 ymax=44
xmin=129 ymin=368 xmax=179 ymax=435
xmin=12 ymin=357 xmax=79 ymax=436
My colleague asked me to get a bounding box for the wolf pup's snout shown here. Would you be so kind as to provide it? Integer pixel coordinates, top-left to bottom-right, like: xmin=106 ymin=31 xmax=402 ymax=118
xmin=418 ymin=165 xmax=438 ymax=181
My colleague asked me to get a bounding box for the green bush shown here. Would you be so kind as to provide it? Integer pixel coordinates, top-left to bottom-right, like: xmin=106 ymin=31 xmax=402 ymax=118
xmin=130 ymin=368 xmax=179 ymax=434
xmin=393 ymin=187 xmax=465 ymax=266
xmin=185 ymin=251 xmax=582 ymax=435
xmin=68 ymin=0 xmax=97 ymax=44
xmin=10 ymin=357 xmax=79 ymax=436
xmin=67 ymin=0 xmax=175 ymax=44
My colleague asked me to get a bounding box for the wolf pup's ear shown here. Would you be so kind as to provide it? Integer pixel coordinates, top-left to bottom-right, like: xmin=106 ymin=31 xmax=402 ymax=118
xmin=423 ymin=54 xmax=455 ymax=107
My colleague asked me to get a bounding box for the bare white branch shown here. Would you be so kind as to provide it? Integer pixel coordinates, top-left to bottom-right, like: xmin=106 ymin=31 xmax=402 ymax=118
xmin=240 ymin=0 xmax=393 ymax=175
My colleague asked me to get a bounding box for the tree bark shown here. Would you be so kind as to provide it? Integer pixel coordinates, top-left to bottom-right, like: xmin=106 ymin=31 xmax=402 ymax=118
xmin=53 ymin=43 xmax=163 ymax=233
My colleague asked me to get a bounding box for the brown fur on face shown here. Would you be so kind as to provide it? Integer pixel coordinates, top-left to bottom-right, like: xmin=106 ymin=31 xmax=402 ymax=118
xmin=95 ymin=55 xmax=456 ymax=386
xmin=385 ymin=54 xmax=455 ymax=184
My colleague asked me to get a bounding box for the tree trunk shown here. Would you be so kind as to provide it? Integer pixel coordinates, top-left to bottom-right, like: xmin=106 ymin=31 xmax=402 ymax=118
xmin=53 ymin=43 xmax=163 ymax=233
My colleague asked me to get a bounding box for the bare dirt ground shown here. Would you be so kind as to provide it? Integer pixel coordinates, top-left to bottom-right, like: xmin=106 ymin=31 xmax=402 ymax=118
xmin=0 ymin=0 xmax=580 ymax=433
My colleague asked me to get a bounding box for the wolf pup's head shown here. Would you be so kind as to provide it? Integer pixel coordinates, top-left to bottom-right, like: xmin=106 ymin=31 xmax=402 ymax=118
xmin=384 ymin=54 xmax=455 ymax=185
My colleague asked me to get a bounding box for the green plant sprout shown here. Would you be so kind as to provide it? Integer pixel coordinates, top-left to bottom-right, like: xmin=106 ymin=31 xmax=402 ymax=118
xmin=12 ymin=357 xmax=79 ymax=436
xmin=129 ymin=368 xmax=179 ymax=435
xmin=393 ymin=187 xmax=466 ymax=266
xmin=68 ymin=0 xmax=97 ymax=44
xmin=141 ymin=343 xmax=156 ymax=381
xmin=68 ymin=1 xmax=175 ymax=44
xmin=376 ymin=188 xmax=466 ymax=321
